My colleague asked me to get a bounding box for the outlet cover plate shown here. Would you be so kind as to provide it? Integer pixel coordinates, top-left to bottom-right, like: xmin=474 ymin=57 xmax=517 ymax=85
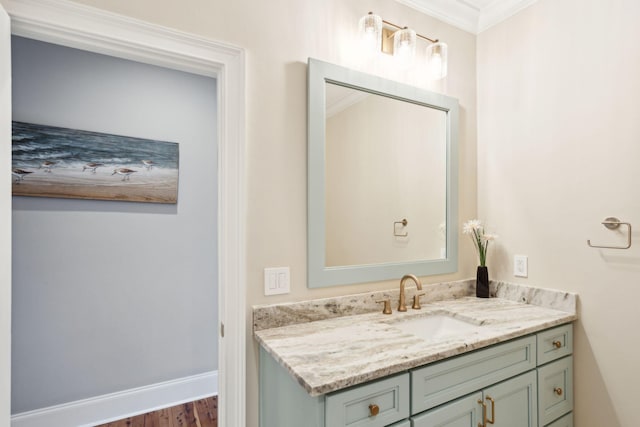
xmin=514 ymin=255 xmax=528 ymax=278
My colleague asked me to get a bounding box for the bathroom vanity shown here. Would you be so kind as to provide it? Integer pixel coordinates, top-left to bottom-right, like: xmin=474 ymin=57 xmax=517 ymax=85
xmin=254 ymin=281 xmax=576 ymax=427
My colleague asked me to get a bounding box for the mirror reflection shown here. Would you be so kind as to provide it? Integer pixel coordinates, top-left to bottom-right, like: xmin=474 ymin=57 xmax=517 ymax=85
xmin=325 ymin=83 xmax=447 ymax=267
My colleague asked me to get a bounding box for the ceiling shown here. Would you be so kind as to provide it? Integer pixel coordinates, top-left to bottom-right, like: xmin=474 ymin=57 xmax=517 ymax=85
xmin=394 ymin=0 xmax=540 ymax=34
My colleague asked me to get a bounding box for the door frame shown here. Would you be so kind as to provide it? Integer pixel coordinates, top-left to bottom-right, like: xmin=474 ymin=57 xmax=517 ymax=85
xmin=2 ymin=0 xmax=246 ymax=425
xmin=0 ymin=3 xmax=12 ymax=426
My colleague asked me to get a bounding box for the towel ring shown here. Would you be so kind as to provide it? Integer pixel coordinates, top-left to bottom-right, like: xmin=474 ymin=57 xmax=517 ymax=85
xmin=587 ymin=217 xmax=632 ymax=249
xmin=394 ymin=219 xmax=408 ymax=237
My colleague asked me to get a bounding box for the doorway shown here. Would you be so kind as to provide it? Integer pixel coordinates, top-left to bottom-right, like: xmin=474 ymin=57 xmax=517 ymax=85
xmin=4 ymin=1 xmax=246 ymax=426
xmin=11 ymin=35 xmax=219 ymax=419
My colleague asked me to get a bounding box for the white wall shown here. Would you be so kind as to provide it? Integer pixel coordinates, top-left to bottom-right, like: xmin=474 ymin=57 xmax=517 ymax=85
xmin=478 ymin=1 xmax=640 ymax=425
xmin=7 ymin=1 xmax=478 ymax=425
xmin=11 ymin=36 xmax=218 ymax=413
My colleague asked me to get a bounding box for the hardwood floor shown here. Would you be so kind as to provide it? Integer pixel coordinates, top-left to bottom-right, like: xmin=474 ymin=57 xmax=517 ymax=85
xmin=95 ymin=396 xmax=218 ymax=427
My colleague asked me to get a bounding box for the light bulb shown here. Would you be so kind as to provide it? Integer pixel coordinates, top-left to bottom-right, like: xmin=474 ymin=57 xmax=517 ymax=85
xmin=358 ymin=12 xmax=382 ymax=56
xmin=426 ymin=42 xmax=448 ymax=79
xmin=393 ymin=27 xmax=416 ymax=69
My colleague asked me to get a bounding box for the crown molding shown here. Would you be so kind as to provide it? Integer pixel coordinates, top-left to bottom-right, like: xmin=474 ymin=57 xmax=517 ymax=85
xmin=395 ymin=0 xmax=480 ymax=34
xmin=477 ymin=0 xmax=539 ymax=33
xmin=395 ymin=0 xmax=540 ymax=34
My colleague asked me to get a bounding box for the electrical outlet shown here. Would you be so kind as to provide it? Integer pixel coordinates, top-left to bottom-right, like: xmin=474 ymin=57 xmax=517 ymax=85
xmin=514 ymin=255 xmax=528 ymax=278
xmin=264 ymin=267 xmax=290 ymax=295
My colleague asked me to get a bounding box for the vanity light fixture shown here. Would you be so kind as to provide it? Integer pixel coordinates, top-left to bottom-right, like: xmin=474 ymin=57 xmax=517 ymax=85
xmin=359 ymin=12 xmax=448 ymax=79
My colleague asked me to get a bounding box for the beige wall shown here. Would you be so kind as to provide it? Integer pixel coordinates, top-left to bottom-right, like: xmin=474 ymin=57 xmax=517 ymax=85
xmin=326 ymin=93 xmax=447 ymax=266
xmin=33 ymin=0 xmax=478 ymax=424
xmin=478 ymin=0 xmax=640 ymax=425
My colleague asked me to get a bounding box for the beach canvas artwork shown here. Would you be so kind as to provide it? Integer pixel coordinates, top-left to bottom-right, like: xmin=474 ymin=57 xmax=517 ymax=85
xmin=12 ymin=121 xmax=179 ymax=203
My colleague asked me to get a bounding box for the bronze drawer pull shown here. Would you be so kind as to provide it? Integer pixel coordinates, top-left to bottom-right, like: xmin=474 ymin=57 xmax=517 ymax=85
xmin=552 ymin=340 xmax=562 ymax=349
xmin=554 ymin=387 xmax=563 ymax=396
xmin=485 ymin=396 xmax=495 ymax=424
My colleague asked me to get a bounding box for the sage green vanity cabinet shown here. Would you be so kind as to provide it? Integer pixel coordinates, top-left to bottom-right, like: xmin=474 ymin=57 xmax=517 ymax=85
xmin=259 ymin=323 xmax=573 ymax=427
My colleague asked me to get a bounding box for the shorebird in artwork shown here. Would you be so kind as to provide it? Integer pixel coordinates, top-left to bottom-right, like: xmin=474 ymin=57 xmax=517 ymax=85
xmin=39 ymin=161 xmax=57 ymax=173
xmin=141 ymin=160 xmax=156 ymax=171
xmin=83 ymin=162 xmax=104 ymax=173
xmin=112 ymin=168 xmax=137 ymax=181
xmin=12 ymin=168 xmax=34 ymax=182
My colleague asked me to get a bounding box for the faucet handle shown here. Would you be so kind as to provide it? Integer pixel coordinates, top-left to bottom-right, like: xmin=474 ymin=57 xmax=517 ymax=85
xmin=376 ymin=299 xmax=392 ymax=315
xmin=412 ymin=293 xmax=426 ymax=310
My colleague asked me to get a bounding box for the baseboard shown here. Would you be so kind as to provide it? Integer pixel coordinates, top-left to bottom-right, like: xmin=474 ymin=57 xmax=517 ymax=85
xmin=11 ymin=370 xmax=218 ymax=427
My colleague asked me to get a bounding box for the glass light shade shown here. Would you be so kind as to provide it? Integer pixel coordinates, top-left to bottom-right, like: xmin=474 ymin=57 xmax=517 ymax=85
xmin=393 ymin=27 xmax=416 ymax=68
xmin=358 ymin=12 xmax=382 ymax=55
xmin=426 ymin=42 xmax=448 ymax=79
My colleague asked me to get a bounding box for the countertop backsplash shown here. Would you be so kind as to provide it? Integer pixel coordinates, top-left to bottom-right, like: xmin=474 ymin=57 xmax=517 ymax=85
xmin=253 ymin=279 xmax=576 ymax=332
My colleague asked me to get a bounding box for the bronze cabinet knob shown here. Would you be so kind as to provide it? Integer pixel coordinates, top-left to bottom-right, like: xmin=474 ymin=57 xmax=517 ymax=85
xmin=554 ymin=387 xmax=563 ymax=396
xmin=368 ymin=403 xmax=380 ymax=416
xmin=552 ymin=340 xmax=562 ymax=349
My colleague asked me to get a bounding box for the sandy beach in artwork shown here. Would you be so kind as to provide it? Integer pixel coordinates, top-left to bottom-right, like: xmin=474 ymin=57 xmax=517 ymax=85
xmin=12 ymin=166 xmax=179 ymax=203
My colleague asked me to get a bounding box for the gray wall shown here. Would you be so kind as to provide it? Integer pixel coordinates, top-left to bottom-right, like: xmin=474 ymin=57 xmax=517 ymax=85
xmin=11 ymin=36 xmax=218 ymax=414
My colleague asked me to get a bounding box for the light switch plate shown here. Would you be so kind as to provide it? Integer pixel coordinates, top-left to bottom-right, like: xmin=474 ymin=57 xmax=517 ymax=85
xmin=264 ymin=267 xmax=290 ymax=295
xmin=514 ymin=255 xmax=528 ymax=278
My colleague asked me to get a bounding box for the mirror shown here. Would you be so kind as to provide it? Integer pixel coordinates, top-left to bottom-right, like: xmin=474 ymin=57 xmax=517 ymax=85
xmin=308 ymin=58 xmax=459 ymax=288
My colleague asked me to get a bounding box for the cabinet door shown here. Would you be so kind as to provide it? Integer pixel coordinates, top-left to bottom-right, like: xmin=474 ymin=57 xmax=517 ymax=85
xmin=481 ymin=371 xmax=537 ymax=427
xmin=411 ymin=392 xmax=482 ymax=427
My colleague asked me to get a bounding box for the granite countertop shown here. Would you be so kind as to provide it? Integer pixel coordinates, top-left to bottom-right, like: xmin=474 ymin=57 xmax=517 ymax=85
xmin=253 ymin=281 xmax=577 ymax=397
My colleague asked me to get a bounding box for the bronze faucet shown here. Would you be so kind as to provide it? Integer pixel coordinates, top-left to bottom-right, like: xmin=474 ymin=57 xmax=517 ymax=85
xmin=398 ymin=274 xmax=423 ymax=312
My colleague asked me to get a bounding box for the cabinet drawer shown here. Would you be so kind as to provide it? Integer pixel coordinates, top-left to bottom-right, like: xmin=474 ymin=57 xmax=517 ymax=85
xmin=325 ymin=373 xmax=409 ymax=427
xmin=411 ymin=335 xmax=536 ymax=414
xmin=546 ymin=412 xmax=573 ymax=427
xmin=537 ymin=324 xmax=572 ymax=365
xmin=538 ymin=356 xmax=573 ymax=426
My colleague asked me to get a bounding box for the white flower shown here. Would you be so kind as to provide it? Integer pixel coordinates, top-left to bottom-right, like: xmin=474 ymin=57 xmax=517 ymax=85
xmin=463 ymin=219 xmax=497 ymax=267
xmin=463 ymin=219 xmax=482 ymax=234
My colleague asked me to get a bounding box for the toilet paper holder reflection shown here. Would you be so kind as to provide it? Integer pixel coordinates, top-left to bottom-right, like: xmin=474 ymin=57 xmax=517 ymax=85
xmin=586 ymin=217 xmax=632 ymax=249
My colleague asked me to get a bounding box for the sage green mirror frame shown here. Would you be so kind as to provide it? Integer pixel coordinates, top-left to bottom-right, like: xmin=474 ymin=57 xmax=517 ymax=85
xmin=307 ymin=58 xmax=459 ymax=288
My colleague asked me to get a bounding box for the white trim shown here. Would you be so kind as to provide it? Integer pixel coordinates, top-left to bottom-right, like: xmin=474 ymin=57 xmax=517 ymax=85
xmin=11 ymin=371 xmax=218 ymax=427
xmin=477 ymin=0 xmax=540 ymax=33
xmin=394 ymin=0 xmax=540 ymax=34
xmin=0 ymin=3 xmax=12 ymax=427
xmin=395 ymin=0 xmax=480 ymax=34
xmin=3 ymin=1 xmax=246 ymax=425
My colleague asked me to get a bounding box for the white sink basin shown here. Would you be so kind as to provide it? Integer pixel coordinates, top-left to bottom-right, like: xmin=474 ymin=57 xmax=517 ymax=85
xmin=391 ymin=314 xmax=482 ymax=341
